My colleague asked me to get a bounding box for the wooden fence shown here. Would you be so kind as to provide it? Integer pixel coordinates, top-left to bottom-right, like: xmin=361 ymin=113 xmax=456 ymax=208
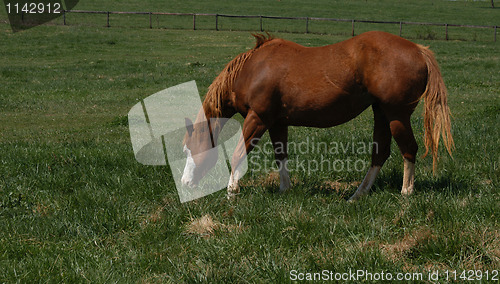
xmin=61 ymin=10 xmax=498 ymax=42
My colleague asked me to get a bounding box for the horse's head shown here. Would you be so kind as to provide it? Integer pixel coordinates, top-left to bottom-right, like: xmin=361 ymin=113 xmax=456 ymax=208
xmin=181 ymin=117 xmax=218 ymax=187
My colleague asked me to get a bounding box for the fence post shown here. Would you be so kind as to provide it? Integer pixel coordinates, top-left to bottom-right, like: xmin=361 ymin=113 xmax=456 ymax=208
xmin=193 ymin=14 xmax=196 ymax=30
xmin=260 ymin=16 xmax=263 ymax=32
xmin=305 ymin=17 xmax=309 ymax=33
xmin=351 ymin=20 xmax=355 ymax=36
xmin=63 ymin=10 xmax=66 ymax=25
xmin=399 ymin=21 xmax=402 ymax=37
xmin=149 ymin=12 xmax=152 ymax=29
xmin=107 ymin=12 xmax=110 ymax=27
xmin=215 ymin=14 xmax=219 ymax=31
xmin=445 ymin=23 xmax=448 ymax=40
xmin=495 ymin=26 xmax=497 ymax=42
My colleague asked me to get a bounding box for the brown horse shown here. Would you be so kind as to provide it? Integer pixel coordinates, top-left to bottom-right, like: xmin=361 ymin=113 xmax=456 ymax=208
xmin=181 ymin=31 xmax=454 ymax=201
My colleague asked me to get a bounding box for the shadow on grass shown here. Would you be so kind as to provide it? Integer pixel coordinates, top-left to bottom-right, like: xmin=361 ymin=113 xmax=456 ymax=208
xmin=291 ymin=167 xmax=474 ymax=201
xmin=373 ymin=168 xmax=473 ymax=196
xmin=243 ymin=162 xmax=475 ymax=203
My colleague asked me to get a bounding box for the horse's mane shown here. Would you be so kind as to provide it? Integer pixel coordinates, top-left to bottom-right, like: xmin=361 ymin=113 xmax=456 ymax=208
xmin=202 ymin=33 xmax=274 ymax=118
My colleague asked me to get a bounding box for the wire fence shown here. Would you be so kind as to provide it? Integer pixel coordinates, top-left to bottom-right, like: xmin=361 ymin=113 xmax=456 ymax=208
xmin=60 ymin=10 xmax=498 ymax=42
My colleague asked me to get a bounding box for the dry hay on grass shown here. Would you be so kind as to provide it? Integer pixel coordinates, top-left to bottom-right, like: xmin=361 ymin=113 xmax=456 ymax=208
xmin=380 ymin=227 xmax=500 ymax=270
xmin=241 ymin=172 xmax=359 ymax=194
xmin=240 ymin=171 xmax=298 ymax=188
xmin=321 ymin=180 xmax=361 ymax=194
xmin=140 ymin=206 xmax=165 ymax=227
xmin=471 ymin=229 xmax=500 ymax=269
xmin=490 ymin=231 xmax=500 ymax=262
xmin=185 ymin=214 xmax=244 ymax=238
xmin=185 ymin=215 xmax=219 ymax=238
xmin=381 ymin=226 xmax=435 ymax=261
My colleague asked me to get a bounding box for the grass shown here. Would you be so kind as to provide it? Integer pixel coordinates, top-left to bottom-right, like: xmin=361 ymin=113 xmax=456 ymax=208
xmin=0 ymin=1 xmax=499 ymax=282
xmin=1 ymin=0 xmax=498 ymax=41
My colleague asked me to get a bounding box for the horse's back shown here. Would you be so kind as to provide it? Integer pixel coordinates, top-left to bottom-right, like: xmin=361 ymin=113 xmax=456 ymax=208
xmin=233 ymin=31 xmax=428 ymax=127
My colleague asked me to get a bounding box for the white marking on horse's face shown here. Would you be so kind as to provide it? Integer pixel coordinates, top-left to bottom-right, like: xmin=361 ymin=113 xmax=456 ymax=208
xmin=181 ymin=145 xmax=197 ymax=187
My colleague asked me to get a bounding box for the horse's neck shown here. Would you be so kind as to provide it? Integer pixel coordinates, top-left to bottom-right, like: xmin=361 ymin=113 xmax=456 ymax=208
xmin=195 ymin=106 xmax=228 ymax=146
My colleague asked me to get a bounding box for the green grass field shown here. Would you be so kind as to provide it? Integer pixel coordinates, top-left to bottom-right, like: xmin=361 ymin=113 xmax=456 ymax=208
xmin=0 ymin=1 xmax=499 ymax=282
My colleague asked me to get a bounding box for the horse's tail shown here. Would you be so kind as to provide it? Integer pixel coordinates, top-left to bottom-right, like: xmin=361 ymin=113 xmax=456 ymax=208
xmin=203 ymin=33 xmax=274 ymax=118
xmin=418 ymin=44 xmax=454 ymax=173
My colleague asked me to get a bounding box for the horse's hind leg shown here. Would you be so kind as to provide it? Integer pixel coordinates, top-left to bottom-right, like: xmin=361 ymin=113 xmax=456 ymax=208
xmin=269 ymin=125 xmax=291 ymax=192
xmin=388 ymin=116 xmax=418 ymax=195
xmin=349 ymin=104 xmax=392 ymax=201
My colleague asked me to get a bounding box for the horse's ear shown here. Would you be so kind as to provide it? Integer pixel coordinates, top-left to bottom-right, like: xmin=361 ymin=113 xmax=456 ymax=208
xmin=185 ymin=117 xmax=194 ymax=136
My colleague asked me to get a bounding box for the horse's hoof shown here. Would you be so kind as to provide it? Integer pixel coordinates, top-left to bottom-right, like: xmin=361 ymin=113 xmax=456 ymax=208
xmin=227 ymin=192 xmax=238 ymax=200
xmin=401 ymin=187 xmax=414 ymax=196
xmin=278 ymin=187 xmax=290 ymax=194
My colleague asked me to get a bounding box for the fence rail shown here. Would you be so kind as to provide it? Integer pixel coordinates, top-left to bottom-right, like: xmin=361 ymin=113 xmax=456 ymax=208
xmin=61 ymin=10 xmax=498 ymax=42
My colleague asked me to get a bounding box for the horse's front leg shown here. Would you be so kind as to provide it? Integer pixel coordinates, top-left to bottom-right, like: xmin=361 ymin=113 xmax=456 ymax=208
xmin=269 ymin=125 xmax=291 ymax=192
xmin=227 ymin=110 xmax=267 ymax=198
